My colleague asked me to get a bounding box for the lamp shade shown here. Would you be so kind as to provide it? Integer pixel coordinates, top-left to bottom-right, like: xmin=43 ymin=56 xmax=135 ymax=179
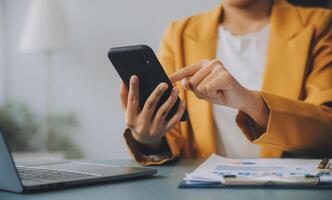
xmin=19 ymin=0 xmax=68 ymax=53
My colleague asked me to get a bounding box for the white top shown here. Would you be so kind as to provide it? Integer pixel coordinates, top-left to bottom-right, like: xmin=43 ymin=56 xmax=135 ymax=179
xmin=213 ymin=24 xmax=270 ymax=158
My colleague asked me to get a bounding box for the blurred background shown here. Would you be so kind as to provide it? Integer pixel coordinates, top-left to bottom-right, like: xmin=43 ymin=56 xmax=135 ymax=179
xmin=0 ymin=0 xmax=331 ymax=161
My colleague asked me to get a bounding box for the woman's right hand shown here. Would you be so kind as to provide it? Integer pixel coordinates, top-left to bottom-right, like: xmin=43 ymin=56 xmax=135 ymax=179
xmin=119 ymin=75 xmax=186 ymax=151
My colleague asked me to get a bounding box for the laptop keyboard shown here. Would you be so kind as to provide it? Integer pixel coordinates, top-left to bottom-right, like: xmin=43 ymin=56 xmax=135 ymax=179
xmin=17 ymin=167 xmax=97 ymax=182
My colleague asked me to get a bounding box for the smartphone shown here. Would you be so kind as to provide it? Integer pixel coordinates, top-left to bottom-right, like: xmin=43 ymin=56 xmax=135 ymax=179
xmin=108 ymin=45 xmax=188 ymax=121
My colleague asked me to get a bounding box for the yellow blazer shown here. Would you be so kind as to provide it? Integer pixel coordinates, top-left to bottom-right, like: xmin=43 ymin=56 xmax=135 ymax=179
xmin=124 ymin=0 xmax=332 ymax=165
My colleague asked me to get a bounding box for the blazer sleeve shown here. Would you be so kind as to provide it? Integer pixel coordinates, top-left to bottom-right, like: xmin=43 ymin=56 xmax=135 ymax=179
xmin=236 ymin=11 xmax=332 ymax=157
xmin=123 ymin=23 xmax=184 ymax=165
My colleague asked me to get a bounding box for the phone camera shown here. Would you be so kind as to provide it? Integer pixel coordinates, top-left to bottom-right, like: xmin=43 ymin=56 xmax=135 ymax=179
xmin=141 ymin=52 xmax=152 ymax=65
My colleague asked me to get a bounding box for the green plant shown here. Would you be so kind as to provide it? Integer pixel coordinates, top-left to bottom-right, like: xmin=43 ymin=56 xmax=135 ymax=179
xmin=0 ymin=100 xmax=83 ymax=158
xmin=46 ymin=113 xmax=83 ymax=158
xmin=0 ymin=101 xmax=38 ymax=151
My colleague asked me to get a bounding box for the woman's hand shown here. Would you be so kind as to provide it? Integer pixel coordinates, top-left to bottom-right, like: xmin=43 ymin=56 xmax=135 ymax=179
xmin=119 ymin=75 xmax=186 ymax=151
xmin=169 ymin=59 xmax=269 ymax=129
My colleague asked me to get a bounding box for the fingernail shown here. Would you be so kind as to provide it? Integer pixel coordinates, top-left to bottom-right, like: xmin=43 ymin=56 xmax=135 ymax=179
xmin=131 ymin=75 xmax=137 ymax=83
xmin=172 ymin=88 xmax=179 ymax=96
xmin=187 ymin=80 xmax=193 ymax=90
xmin=181 ymin=79 xmax=186 ymax=87
xmin=159 ymin=83 xmax=168 ymax=90
xmin=181 ymin=78 xmax=192 ymax=90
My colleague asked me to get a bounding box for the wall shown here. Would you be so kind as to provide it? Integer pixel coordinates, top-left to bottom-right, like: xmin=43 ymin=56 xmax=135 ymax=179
xmin=3 ymin=0 xmax=220 ymax=159
xmin=0 ymin=0 xmax=4 ymax=104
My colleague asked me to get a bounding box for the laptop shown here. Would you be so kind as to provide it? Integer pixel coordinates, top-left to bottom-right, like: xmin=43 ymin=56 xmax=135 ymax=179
xmin=0 ymin=129 xmax=157 ymax=193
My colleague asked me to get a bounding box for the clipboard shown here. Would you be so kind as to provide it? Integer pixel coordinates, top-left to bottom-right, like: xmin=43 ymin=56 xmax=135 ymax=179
xmin=179 ymin=174 xmax=332 ymax=189
xmin=179 ymin=156 xmax=332 ymax=189
xmin=178 ymin=179 xmax=332 ymax=189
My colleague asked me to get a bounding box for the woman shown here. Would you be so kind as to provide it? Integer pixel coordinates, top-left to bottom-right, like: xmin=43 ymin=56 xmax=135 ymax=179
xmin=119 ymin=0 xmax=332 ymax=165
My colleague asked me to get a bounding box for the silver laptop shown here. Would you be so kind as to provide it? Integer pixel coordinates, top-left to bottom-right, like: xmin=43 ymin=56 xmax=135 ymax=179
xmin=0 ymin=129 xmax=157 ymax=193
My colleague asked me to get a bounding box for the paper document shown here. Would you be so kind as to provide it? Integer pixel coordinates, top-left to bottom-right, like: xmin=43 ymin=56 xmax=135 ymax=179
xmin=184 ymin=154 xmax=332 ymax=185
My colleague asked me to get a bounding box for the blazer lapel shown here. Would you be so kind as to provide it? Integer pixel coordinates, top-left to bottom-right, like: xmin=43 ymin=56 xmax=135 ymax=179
xmin=262 ymin=0 xmax=313 ymax=100
xmin=182 ymin=5 xmax=222 ymax=157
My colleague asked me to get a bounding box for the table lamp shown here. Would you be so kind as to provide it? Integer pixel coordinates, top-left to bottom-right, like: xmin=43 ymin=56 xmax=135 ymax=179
xmin=19 ymin=0 xmax=68 ymax=143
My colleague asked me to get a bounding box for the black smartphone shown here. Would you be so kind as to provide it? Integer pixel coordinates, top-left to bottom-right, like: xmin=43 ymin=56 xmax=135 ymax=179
xmin=108 ymin=45 xmax=188 ymax=121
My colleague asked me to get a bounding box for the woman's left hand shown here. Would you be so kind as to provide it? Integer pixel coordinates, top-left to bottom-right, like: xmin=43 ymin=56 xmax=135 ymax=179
xmin=169 ymin=59 xmax=269 ymax=128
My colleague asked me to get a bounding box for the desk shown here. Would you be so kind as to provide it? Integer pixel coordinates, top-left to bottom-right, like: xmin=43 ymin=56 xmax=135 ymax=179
xmin=0 ymin=159 xmax=331 ymax=200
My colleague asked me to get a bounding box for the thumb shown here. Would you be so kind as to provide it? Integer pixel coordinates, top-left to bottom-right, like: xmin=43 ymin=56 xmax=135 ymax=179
xmin=181 ymin=78 xmax=193 ymax=91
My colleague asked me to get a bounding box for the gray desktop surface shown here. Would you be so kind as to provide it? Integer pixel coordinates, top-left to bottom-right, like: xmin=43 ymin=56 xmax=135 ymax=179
xmin=0 ymin=159 xmax=331 ymax=200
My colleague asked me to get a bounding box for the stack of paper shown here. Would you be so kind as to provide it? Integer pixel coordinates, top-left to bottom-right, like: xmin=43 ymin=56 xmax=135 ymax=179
xmin=182 ymin=154 xmax=332 ymax=186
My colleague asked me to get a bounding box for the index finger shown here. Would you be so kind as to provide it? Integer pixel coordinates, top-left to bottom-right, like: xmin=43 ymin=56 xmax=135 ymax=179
xmin=169 ymin=62 xmax=202 ymax=82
